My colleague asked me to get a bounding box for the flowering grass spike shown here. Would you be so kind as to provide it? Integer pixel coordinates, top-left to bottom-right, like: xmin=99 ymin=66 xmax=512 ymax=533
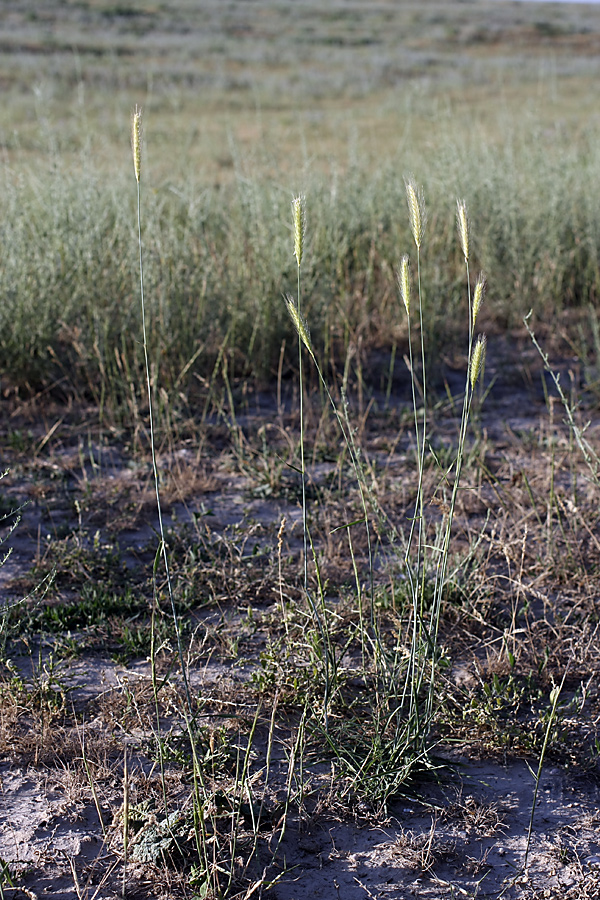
xmin=472 ymin=273 xmax=486 ymax=329
xmin=457 ymin=199 xmax=469 ymax=263
xmin=398 ymin=254 xmax=411 ymax=317
xmin=470 ymin=334 xmax=487 ymax=390
xmin=292 ymin=195 xmax=305 ymax=268
xmin=405 ymin=178 xmax=425 ymax=251
xmin=131 ymin=106 xmax=142 ymax=184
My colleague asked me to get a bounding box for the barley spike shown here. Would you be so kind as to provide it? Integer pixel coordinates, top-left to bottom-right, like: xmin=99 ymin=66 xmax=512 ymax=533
xmin=131 ymin=105 xmax=142 ymax=183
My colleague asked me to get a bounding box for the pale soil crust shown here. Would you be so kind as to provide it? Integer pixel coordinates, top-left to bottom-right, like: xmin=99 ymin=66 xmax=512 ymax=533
xmin=1 ymin=758 xmax=600 ymax=899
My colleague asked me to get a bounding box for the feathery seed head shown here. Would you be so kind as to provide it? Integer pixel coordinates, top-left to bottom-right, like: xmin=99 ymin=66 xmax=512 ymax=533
xmin=470 ymin=334 xmax=487 ymax=391
xmin=292 ymin=195 xmax=305 ymax=267
xmin=285 ymin=293 xmax=314 ymax=356
xmin=131 ymin=105 xmax=142 ymax=183
xmin=405 ymin=178 xmax=425 ymax=251
xmin=456 ymin=199 xmax=469 ymax=262
xmin=397 ymin=254 xmax=411 ymax=317
xmin=472 ymin=273 xmax=486 ymax=329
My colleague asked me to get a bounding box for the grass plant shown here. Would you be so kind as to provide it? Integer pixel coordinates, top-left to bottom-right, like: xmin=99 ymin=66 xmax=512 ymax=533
xmin=131 ymin=105 xmax=192 ymax=713
xmin=132 ymin=106 xmax=218 ymax=895
xmin=127 ymin=108 xmax=293 ymax=899
xmin=284 ymin=185 xmax=488 ymax=806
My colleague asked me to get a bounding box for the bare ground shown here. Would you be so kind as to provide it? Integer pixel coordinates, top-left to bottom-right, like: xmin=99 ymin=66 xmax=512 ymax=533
xmin=1 ymin=331 xmax=600 ymax=899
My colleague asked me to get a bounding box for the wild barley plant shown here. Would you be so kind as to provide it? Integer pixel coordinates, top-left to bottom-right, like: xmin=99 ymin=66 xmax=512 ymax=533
xmin=335 ymin=188 xmax=488 ymax=802
xmin=131 ymin=108 xmax=217 ymax=892
xmin=398 ymin=188 xmax=487 ymax=763
xmin=287 ymin=194 xmax=385 ymax=729
xmin=399 ymin=178 xmax=428 ymax=737
xmin=286 ymin=196 xmax=338 ymax=728
xmin=286 ymin=203 xmax=390 ymax=760
xmin=131 ymin=107 xmax=192 ymax=713
xmin=284 ymin=182 xmax=488 ymax=800
xmin=291 ymin=196 xmax=308 ymax=593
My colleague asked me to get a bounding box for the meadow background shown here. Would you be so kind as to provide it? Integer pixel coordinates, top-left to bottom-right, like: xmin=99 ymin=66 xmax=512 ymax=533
xmin=2 ymin=0 xmax=600 ymax=410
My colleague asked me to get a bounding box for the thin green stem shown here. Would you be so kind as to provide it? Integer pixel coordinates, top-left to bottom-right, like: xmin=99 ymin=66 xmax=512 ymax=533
xmin=402 ymin=247 xmax=427 ymax=730
xmin=298 ymin=262 xmax=308 ymax=596
xmin=136 ymin=180 xmax=192 ymax=715
xmin=136 ymin=172 xmax=213 ymax=880
xmin=424 ymin=258 xmax=474 ymax=725
xmin=296 ymin=248 xmax=332 ymax=727
xmin=522 ymin=673 xmax=567 ymax=871
xmin=526 ymin=312 xmax=600 ymax=480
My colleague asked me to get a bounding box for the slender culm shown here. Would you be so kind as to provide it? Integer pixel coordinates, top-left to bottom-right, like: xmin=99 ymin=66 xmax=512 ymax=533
xmin=291 ymin=196 xmax=307 ymax=602
xmin=131 ymin=106 xmax=192 ymax=716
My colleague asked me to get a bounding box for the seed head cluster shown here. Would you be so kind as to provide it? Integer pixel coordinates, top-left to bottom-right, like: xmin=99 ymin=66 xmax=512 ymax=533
xmin=398 ymin=254 xmax=410 ymax=317
xmin=292 ymin=195 xmax=305 ymax=268
xmin=456 ymin=199 xmax=469 ymax=263
xmin=470 ymin=334 xmax=487 ymax=390
xmin=405 ymin=179 xmax=425 ymax=251
xmin=285 ymin=293 xmax=313 ymax=356
xmin=472 ymin=273 xmax=486 ymax=328
xmin=131 ymin=105 xmax=142 ymax=184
